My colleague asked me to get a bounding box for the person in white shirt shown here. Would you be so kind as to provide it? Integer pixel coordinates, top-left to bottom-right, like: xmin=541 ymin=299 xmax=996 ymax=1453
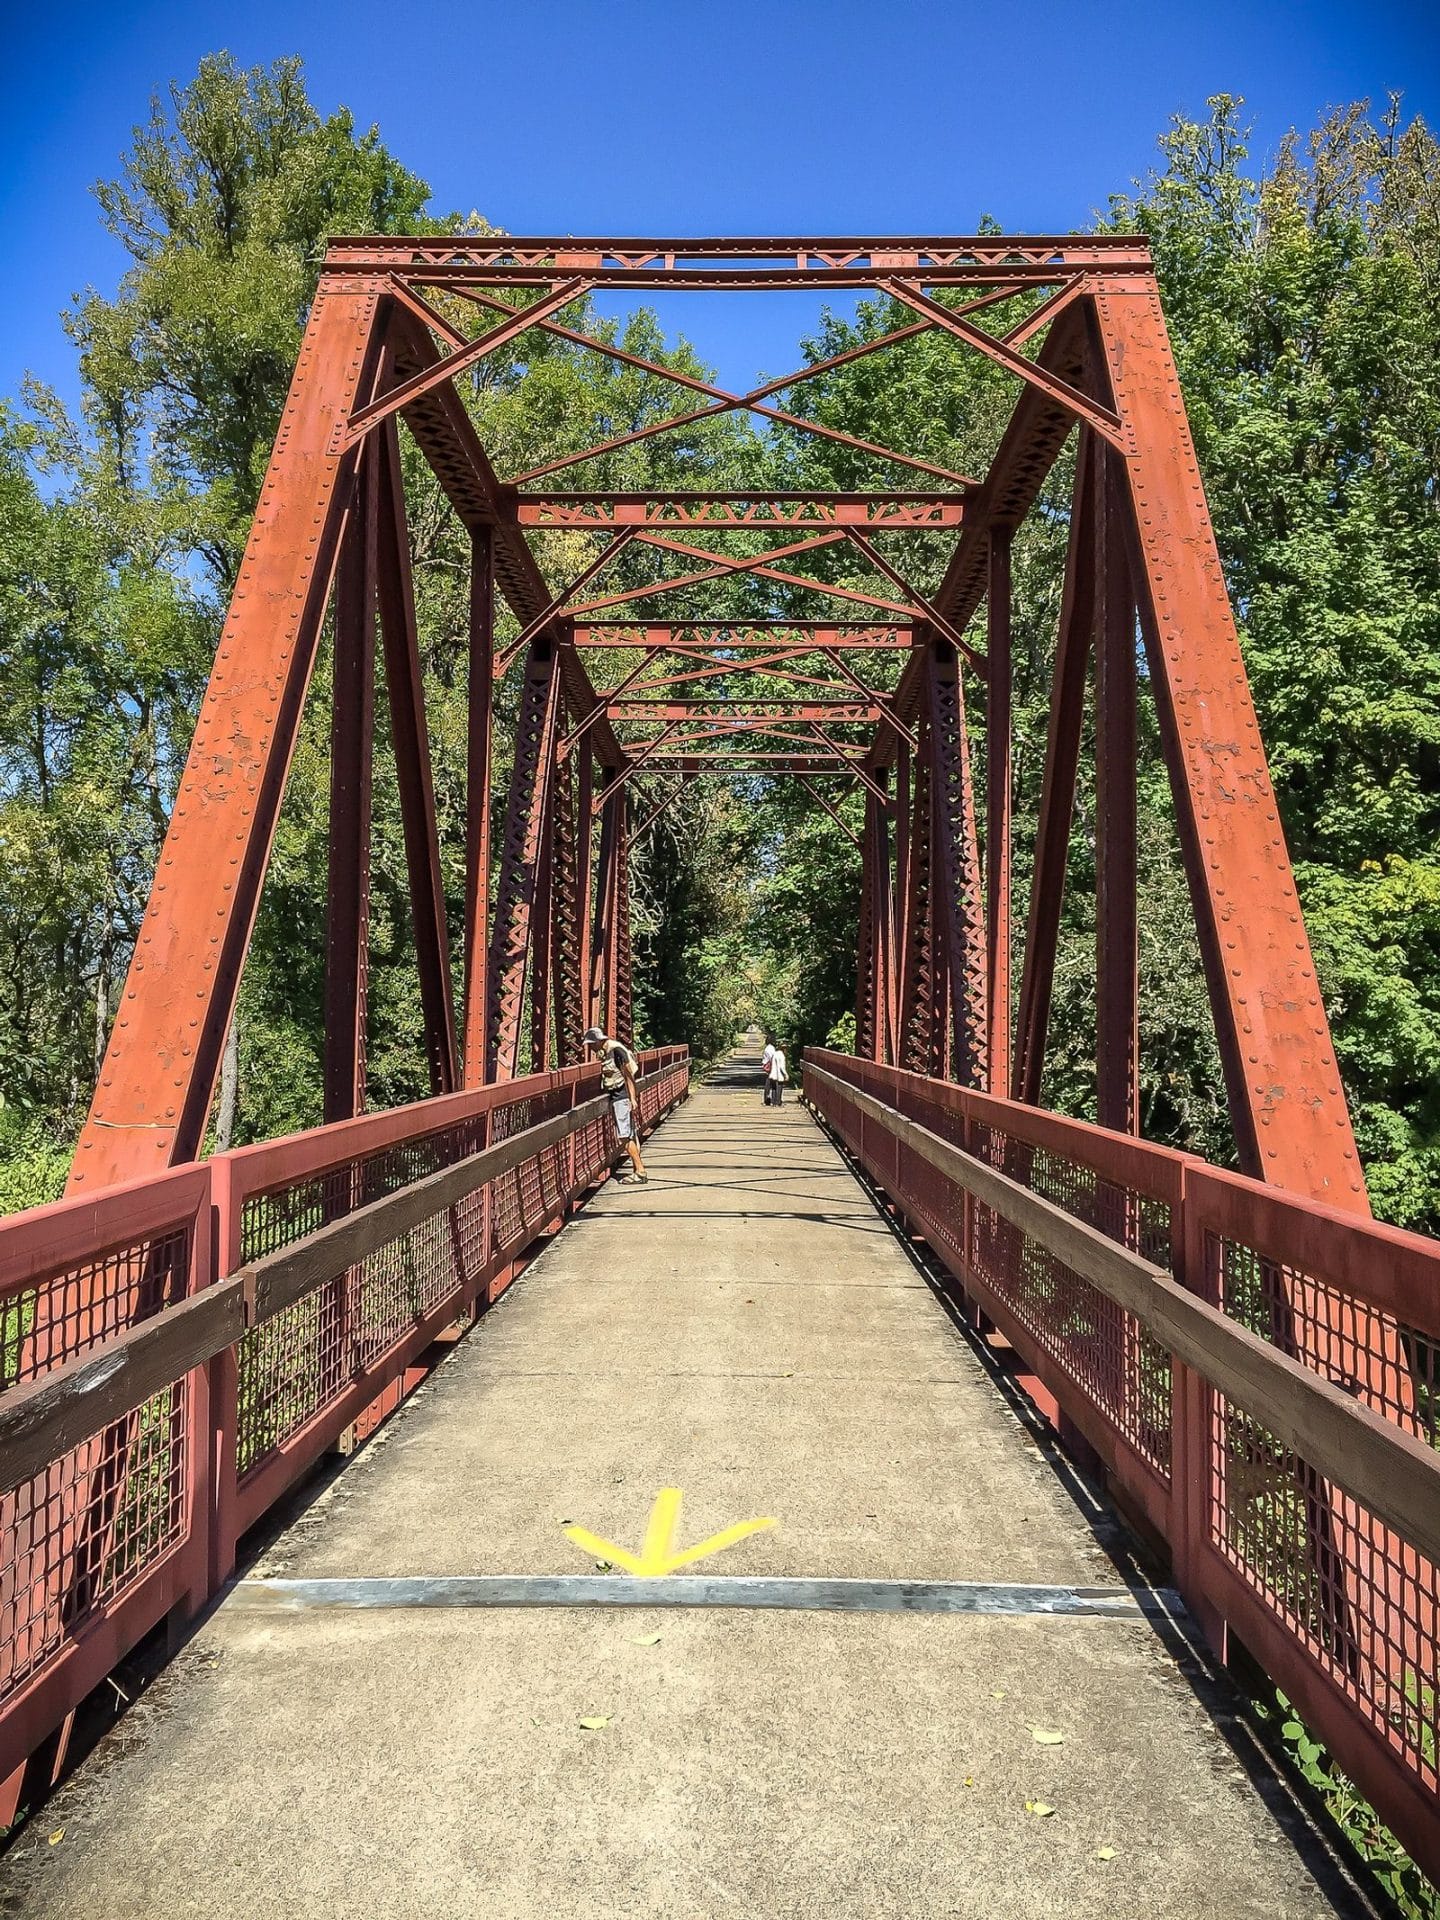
xmin=766 ymin=1043 xmax=789 ymax=1107
xmin=761 ymin=1034 xmax=776 ymax=1102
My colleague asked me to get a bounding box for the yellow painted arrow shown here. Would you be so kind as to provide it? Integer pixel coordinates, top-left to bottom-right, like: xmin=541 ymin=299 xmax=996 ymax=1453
xmin=563 ymin=1487 xmax=776 ymax=1576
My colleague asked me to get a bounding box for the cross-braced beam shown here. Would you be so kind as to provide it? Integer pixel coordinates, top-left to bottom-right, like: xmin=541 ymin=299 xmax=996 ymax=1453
xmin=485 ymin=642 xmax=563 ymax=1081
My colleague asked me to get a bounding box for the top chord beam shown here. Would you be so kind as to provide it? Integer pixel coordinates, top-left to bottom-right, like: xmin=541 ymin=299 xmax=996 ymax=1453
xmin=323 ymin=235 xmax=1153 ymax=290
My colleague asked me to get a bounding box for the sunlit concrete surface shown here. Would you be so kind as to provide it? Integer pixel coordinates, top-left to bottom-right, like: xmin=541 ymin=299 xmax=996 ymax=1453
xmin=2 ymin=1045 xmax=1374 ymax=1919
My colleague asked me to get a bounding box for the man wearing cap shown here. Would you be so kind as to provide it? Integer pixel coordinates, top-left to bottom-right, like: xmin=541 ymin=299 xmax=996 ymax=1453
xmin=584 ymin=1026 xmax=648 ymax=1184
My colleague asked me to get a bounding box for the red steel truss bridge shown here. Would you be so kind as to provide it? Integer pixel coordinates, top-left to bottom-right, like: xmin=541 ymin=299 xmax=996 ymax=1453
xmin=1 ymin=237 xmax=1438 ymax=1910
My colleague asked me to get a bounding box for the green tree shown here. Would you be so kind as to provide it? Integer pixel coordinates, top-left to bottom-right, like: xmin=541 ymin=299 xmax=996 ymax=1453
xmin=0 ymin=407 xmax=209 ymax=1200
xmin=69 ymin=53 xmax=432 ymax=579
xmin=1111 ymin=95 xmax=1440 ymax=1226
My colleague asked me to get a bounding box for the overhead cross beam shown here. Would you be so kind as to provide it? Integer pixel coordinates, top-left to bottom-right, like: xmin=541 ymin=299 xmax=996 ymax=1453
xmin=518 ymin=494 xmax=965 ymax=529
xmin=572 ymin=623 xmax=912 ymax=648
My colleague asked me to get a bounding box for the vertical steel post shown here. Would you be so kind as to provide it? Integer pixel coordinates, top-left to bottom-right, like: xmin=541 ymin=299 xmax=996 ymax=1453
xmin=550 ymin=748 xmax=586 ymax=1068
xmin=1011 ymin=432 xmax=1099 ymax=1105
xmin=375 ymin=418 xmax=459 ymax=1096
xmin=462 ymin=529 xmax=495 ymax=1086
xmin=590 ymin=775 xmax=619 ymax=1030
xmin=529 ymin=758 xmax=555 ymax=1074
xmin=323 ymin=446 xmax=378 ymax=1123
xmin=606 ymin=800 xmax=635 ymax=1041
xmin=872 ymin=770 xmax=893 ymax=1064
xmin=576 ymin=735 xmax=596 ymax=1032
xmin=985 ymin=532 xmax=1013 ymax=1098
xmin=486 ymin=640 xmax=561 ymax=1080
xmin=889 ymin=740 xmax=911 ymax=1064
xmin=898 ymin=724 xmax=944 ymax=1074
xmin=855 ymin=790 xmax=884 ymax=1059
xmin=1094 ymin=445 xmax=1139 ymax=1134
xmin=1092 ymin=282 xmax=1365 ymax=1207
xmin=928 ymin=647 xmax=989 ymax=1087
xmin=69 ymin=276 xmax=387 ymax=1192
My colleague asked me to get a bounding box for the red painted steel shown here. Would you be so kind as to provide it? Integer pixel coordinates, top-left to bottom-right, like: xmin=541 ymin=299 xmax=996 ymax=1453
xmin=70 ymin=278 xmax=386 ymax=1192
xmin=461 ymin=530 xmax=496 ymax=1086
xmin=324 ymin=442 xmax=378 ymax=1123
xmin=0 ymin=1167 xmax=212 ymax=1778
xmin=985 ymin=532 xmax=1013 ymax=1097
xmin=1009 ymin=431 xmax=1099 ymax=1105
xmin=802 ymin=1050 xmax=1440 ymax=1890
xmin=572 ymin=623 xmax=912 ymax=647
xmin=1093 ymin=285 xmax=1365 ymax=1209
xmin=1094 ymin=444 xmax=1139 ymax=1134
xmin=486 ymin=642 xmax=563 ymax=1081
xmin=376 ymin=419 xmax=459 ymax=1096
xmin=0 ymin=1054 xmax=688 ymax=1782
xmin=519 ymin=495 xmax=965 ymax=529
xmin=927 ymin=647 xmax=988 ymax=1086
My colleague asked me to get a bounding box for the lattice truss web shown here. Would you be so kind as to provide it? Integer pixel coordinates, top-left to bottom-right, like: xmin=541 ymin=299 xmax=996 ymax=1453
xmin=72 ymin=237 xmax=1368 ymax=1225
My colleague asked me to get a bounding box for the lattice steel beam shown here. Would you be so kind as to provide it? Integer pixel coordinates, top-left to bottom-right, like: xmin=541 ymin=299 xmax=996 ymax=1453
xmin=485 ymin=642 xmax=563 ymax=1081
xmin=518 ymin=494 xmax=965 ymax=529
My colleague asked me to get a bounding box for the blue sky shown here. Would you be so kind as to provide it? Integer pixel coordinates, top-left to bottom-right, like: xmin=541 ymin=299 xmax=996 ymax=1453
xmin=3 ymin=0 xmax=1437 ymax=408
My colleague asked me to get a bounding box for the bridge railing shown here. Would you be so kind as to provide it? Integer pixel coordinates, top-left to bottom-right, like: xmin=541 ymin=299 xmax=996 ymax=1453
xmin=803 ymin=1049 xmax=1440 ymax=1887
xmin=0 ymin=1047 xmax=688 ymax=1795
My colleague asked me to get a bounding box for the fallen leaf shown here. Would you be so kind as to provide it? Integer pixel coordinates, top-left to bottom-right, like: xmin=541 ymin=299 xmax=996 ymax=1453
xmin=962 ymin=1776 xmax=974 ymax=1788
xmin=1031 ymin=1728 xmax=1065 ymax=1745
xmin=992 ymin=1689 xmax=1006 ymax=1699
xmin=48 ymin=1829 xmax=64 ymax=1847
xmin=627 ymin=1631 xmax=662 ymax=1647
xmin=594 ymin=1559 xmax=614 ymax=1571
xmin=1024 ymin=1801 xmax=1056 ymax=1818
xmin=578 ymin=1715 xmax=611 ymax=1731
xmin=1096 ymin=1846 xmax=1116 ymax=1861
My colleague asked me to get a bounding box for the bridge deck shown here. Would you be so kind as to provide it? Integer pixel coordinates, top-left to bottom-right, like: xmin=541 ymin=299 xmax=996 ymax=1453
xmin=6 ymin=1047 xmax=1364 ymax=1917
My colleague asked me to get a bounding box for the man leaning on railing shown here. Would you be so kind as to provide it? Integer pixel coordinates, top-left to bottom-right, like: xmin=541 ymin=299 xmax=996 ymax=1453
xmin=584 ymin=1027 xmax=649 ymax=1185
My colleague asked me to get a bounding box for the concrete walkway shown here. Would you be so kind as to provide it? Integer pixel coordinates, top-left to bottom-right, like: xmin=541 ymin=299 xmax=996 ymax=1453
xmin=4 ymin=1046 xmax=1368 ymax=1918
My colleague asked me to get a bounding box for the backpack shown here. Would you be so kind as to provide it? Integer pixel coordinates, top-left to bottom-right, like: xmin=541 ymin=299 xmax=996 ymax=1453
xmin=602 ymin=1040 xmax=638 ymax=1089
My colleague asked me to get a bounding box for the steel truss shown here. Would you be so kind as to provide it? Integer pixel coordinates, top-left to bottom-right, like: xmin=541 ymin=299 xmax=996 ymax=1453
xmin=42 ymin=231 xmax=1427 ymax=1854
xmin=73 ymin=233 xmax=1366 ymax=1223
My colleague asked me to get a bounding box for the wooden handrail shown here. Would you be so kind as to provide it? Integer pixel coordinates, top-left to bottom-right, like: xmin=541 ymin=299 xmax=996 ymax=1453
xmin=0 ymin=1065 xmax=680 ymax=1499
xmin=802 ymin=1061 xmax=1440 ymax=1569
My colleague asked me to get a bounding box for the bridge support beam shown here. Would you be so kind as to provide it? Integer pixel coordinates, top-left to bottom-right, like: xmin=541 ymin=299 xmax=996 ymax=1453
xmin=927 ymin=645 xmax=988 ymax=1089
xmin=984 ymin=531 xmax=1012 ymax=1098
xmin=854 ymin=782 xmax=891 ymax=1062
xmin=68 ymin=278 xmax=388 ymax=1190
xmin=486 ymin=641 xmax=562 ymax=1081
xmin=1094 ymin=443 xmax=1139 ymax=1137
xmin=324 ymin=441 xmax=378 ymax=1124
xmin=897 ymin=722 xmax=946 ymax=1076
xmin=1009 ymin=430 xmax=1097 ymax=1108
xmin=376 ymin=418 xmax=459 ymax=1098
xmin=1094 ymin=284 xmax=1364 ymax=1207
xmin=590 ymin=783 xmax=635 ymax=1044
xmin=462 ymin=530 xmax=496 ymax=1087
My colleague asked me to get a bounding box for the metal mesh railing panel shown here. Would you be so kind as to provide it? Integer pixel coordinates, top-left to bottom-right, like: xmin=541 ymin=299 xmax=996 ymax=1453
xmin=0 ymin=1219 xmax=194 ymax=1704
xmin=1210 ymin=1232 xmax=1440 ymax=1799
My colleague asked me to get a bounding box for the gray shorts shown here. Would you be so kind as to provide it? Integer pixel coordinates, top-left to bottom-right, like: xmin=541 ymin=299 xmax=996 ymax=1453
xmin=609 ymin=1094 xmax=634 ymax=1141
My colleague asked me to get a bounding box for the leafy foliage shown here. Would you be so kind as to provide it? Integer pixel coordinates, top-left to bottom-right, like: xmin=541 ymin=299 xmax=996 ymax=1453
xmin=1107 ymin=95 xmax=1440 ymax=1225
xmin=2 ymin=64 xmax=1439 ymax=1255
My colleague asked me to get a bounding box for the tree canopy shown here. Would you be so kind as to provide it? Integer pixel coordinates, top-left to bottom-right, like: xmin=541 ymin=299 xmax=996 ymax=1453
xmin=2 ymin=58 xmax=1438 ymax=1245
